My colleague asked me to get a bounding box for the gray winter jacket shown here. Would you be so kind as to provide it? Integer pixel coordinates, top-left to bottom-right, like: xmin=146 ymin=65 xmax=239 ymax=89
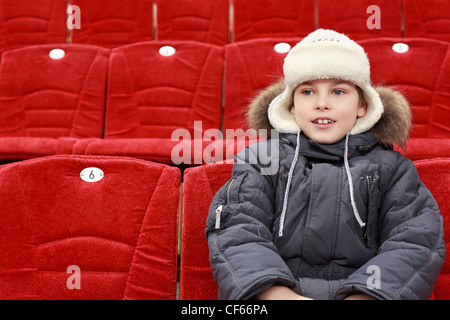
xmin=206 ymin=82 xmax=445 ymax=300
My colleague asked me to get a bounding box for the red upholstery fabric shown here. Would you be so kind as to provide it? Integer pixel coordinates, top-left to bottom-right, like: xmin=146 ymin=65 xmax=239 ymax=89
xmin=105 ymin=41 xmax=223 ymax=138
xmin=156 ymin=0 xmax=229 ymax=45
xmin=0 ymin=155 xmax=180 ymax=299
xmin=73 ymin=138 xmax=214 ymax=165
xmin=77 ymin=41 xmax=223 ymax=164
xmin=0 ymin=0 xmax=67 ymax=54
xmin=317 ymin=0 xmax=402 ymax=40
xmin=414 ymin=158 xmax=450 ymax=300
xmin=0 ymin=44 xmax=110 ymax=160
xmin=180 ymin=162 xmax=233 ymax=300
xmin=70 ymin=0 xmax=153 ymax=48
xmin=360 ymin=38 xmax=450 ymax=160
xmin=404 ymin=0 xmax=450 ymax=42
xmin=232 ymin=0 xmax=315 ymax=42
xmin=394 ymin=138 xmax=450 ymax=161
xmin=0 ymin=137 xmax=78 ymax=161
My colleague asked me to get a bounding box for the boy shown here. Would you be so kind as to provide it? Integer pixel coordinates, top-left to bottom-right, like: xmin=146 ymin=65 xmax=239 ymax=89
xmin=206 ymin=29 xmax=445 ymax=300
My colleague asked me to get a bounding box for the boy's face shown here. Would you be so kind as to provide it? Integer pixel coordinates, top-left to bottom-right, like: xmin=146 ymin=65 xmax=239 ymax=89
xmin=290 ymin=79 xmax=367 ymax=144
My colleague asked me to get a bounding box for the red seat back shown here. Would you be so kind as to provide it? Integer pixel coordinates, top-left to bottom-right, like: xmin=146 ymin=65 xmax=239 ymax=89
xmin=156 ymin=0 xmax=229 ymax=45
xmin=0 ymin=0 xmax=67 ymax=53
xmin=232 ymin=0 xmax=315 ymax=42
xmin=0 ymin=155 xmax=180 ymax=299
xmin=0 ymin=44 xmax=110 ymax=138
xmin=414 ymin=158 xmax=450 ymax=300
xmin=317 ymin=0 xmax=402 ymax=40
xmin=70 ymin=0 xmax=153 ymax=48
xmin=404 ymin=0 xmax=450 ymax=42
xmin=180 ymin=162 xmax=233 ymax=299
xmin=361 ymin=38 xmax=450 ymax=138
xmin=105 ymin=41 xmax=223 ymax=140
xmin=224 ymin=38 xmax=299 ymax=131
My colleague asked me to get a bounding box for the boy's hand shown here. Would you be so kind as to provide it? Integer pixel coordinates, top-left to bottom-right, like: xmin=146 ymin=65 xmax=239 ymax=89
xmin=255 ymin=285 xmax=377 ymax=300
xmin=254 ymin=285 xmax=312 ymax=300
xmin=344 ymin=293 xmax=376 ymax=300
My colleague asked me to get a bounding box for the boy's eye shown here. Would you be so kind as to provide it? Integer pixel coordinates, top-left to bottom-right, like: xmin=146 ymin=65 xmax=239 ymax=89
xmin=333 ymin=89 xmax=345 ymax=95
xmin=302 ymin=89 xmax=314 ymax=95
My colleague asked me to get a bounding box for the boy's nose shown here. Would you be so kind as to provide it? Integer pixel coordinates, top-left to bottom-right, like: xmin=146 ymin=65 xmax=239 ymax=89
xmin=315 ymin=95 xmax=331 ymax=110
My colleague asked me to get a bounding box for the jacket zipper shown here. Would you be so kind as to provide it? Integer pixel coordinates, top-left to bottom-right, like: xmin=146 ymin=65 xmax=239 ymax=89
xmin=366 ymin=174 xmax=375 ymax=190
xmin=215 ymin=178 xmax=235 ymax=229
xmin=215 ymin=205 xmax=224 ymax=229
xmin=362 ymin=174 xmax=375 ymax=242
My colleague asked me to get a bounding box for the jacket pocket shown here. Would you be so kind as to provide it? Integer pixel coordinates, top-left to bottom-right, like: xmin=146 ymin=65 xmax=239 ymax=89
xmin=214 ymin=178 xmax=235 ymax=230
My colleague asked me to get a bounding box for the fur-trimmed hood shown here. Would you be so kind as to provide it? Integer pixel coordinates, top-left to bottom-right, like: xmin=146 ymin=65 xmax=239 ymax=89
xmin=246 ymin=78 xmax=412 ymax=149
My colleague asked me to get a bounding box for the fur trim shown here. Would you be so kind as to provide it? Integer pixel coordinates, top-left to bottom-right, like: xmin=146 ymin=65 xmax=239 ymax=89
xmin=246 ymin=80 xmax=284 ymax=134
xmin=246 ymin=79 xmax=411 ymax=148
xmin=372 ymin=86 xmax=411 ymax=149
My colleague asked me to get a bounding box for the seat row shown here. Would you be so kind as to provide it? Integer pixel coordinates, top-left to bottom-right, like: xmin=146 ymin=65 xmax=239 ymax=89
xmin=1 ymin=0 xmax=449 ymax=52
xmin=0 ymin=154 xmax=448 ymax=299
xmin=0 ymin=37 xmax=449 ymax=164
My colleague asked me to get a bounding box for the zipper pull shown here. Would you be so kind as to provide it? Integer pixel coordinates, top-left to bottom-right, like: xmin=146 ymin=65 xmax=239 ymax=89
xmin=366 ymin=174 xmax=375 ymax=190
xmin=215 ymin=204 xmax=224 ymax=229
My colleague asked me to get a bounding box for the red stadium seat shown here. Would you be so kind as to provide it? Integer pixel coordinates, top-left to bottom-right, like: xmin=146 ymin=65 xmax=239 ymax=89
xmin=0 ymin=155 xmax=181 ymax=299
xmin=360 ymin=37 xmax=450 ymax=160
xmin=404 ymin=0 xmax=450 ymax=42
xmin=70 ymin=0 xmax=153 ymax=48
xmin=224 ymin=38 xmax=299 ymax=131
xmin=414 ymin=158 xmax=450 ymax=300
xmin=317 ymin=0 xmax=402 ymax=40
xmin=156 ymin=0 xmax=229 ymax=45
xmin=0 ymin=0 xmax=67 ymax=54
xmin=0 ymin=44 xmax=110 ymax=160
xmin=232 ymin=0 xmax=315 ymax=42
xmin=193 ymin=38 xmax=299 ymax=163
xmin=76 ymin=41 xmax=223 ymax=165
xmin=180 ymin=162 xmax=233 ymax=300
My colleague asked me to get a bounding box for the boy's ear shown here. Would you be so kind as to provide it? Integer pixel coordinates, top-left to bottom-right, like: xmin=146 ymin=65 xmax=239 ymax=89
xmin=357 ymin=100 xmax=367 ymax=118
xmin=289 ymin=105 xmax=295 ymax=114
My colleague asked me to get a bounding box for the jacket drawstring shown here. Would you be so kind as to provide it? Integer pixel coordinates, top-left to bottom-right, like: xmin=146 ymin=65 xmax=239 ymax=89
xmin=278 ymin=130 xmax=365 ymax=237
xmin=279 ymin=128 xmax=301 ymax=237
xmin=344 ymin=132 xmax=366 ymax=228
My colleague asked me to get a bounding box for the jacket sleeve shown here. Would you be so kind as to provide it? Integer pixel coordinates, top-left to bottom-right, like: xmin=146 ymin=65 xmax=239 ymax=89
xmin=205 ymin=145 xmax=301 ymax=300
xmin=336 ymin=156 xmax=445 ymax=300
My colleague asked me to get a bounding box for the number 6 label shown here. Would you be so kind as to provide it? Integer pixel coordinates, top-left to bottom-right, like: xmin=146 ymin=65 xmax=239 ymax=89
xmin=80 ymin=167 xmax=104 ymax=183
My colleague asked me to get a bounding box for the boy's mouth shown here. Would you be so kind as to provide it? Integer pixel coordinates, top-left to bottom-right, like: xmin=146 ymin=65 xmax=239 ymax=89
xmin=312 ymin=118 xmax=336 ymax=125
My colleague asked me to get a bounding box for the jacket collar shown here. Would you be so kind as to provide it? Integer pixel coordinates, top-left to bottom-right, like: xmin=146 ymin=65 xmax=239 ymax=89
xmin=281 ymin=131 xmax=378 ymax=162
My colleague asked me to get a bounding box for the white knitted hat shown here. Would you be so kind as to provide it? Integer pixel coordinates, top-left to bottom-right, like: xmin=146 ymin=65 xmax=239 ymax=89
xmin=268 ymin=29 xmax=384 ymax=135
